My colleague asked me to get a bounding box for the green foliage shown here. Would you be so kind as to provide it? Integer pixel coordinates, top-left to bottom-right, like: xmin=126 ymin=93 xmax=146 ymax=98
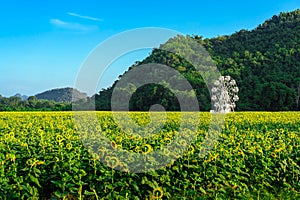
xmin=92 ymin=9 xmax=300 ymax=111
xmin=0 ymin=112 xmax=299 ymax=199
xmin=0 ymin=95 xmax=71 ymax=111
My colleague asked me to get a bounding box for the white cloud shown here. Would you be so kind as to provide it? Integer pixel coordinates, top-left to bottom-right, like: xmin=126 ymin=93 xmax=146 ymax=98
xmin=67 ymin=12 xmax=103 ymax=21
xmin=50 ymin=19 xmax=98 ymax=31
xmin=50 ymin=19 xmax=68 ymax=26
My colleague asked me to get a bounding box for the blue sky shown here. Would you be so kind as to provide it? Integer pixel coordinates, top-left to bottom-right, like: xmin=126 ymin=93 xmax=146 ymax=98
xmin=0 ymin=0 xmax=299 ymax=97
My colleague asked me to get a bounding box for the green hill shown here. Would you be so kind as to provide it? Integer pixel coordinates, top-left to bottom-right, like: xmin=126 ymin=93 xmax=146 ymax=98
xmin=35 ymin=87 xmax=87 ymax=103
xmin=93 ymin=9 xmax=300 ymax=111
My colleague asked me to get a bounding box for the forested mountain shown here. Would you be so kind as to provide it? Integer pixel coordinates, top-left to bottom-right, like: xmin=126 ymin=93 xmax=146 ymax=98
xmin=35 ymin=87 xmax=87 ymax=103
xmin=91 ymin=9 xmax=300 ymax=111
xmin=201 ymin=9 xmax=300 ymax=110
xmin=0 ymin=88 xmax=86 ymax=111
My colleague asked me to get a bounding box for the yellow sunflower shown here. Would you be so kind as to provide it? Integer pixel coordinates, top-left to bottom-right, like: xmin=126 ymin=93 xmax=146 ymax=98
xmin=166 ymin=160 xmax=174 ymax=168
xmin=163 ymin=148 xmax=170 ymax=156
xmin=152 ymin=187 xmax=163 ymax=199
xmin=187 ymin=145 xmax=194 ymax=155
xmin=115 ymin=136 xmax=123 ymax=143
xmin=141 ymin=144 xmax=153 ymax=154
xmin=127 ymin=155 xmax=135 ymax=163
xmin=163 ymin=137 xmax=172 ymax=144
xmin=66 ymin=143 xmax=72 ymax=150
xmin=179 ymin=139 xmax=187 ymax=147
xmin=105 ymin=156 xmax=120 ymax=169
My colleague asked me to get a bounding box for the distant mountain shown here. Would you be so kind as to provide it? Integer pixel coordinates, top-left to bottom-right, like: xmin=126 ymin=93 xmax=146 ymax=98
xmin=35 ymin=87 xmax=87 ymax=102
xmin=13 ymin=93 xmax=29 ymax=101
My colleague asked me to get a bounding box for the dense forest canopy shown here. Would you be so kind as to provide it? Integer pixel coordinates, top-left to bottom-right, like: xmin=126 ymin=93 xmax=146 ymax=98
xmin=90 ymin=9 xmax=300 ymax=111
xmin=0 ymin=95 xmax=71 ymax=111
xmin=1 ymin=9 xmax=300 ymax=111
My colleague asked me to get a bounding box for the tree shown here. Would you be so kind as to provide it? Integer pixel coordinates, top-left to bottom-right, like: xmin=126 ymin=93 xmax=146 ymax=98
xmin=28 ymin=96 xmax=37 ymax=108
xmin=260 ymin=82 xmax=296 ymax=110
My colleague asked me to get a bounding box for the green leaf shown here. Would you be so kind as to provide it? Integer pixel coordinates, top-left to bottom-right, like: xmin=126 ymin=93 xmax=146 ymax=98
xmin=29 ymin=174 xmax=41 ymax=187
xmin=54 ymin=190 xmax=66 ymax=198
xmin=84 ymin=190 xmax=95 ymax=195
xmin=219 ymin=188 xmax=227 ymax=194
xmin=132 ymin=183 xmax=139 ymax=191
xmin=199 ymin=187 xmax=206 ymax=194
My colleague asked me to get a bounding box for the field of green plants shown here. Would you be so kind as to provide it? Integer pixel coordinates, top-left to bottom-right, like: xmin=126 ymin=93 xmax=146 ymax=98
xmin=0 ymin=112 xmax=299 ymax=199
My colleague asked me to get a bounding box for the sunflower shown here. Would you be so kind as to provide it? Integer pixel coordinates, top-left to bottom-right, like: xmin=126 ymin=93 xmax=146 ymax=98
xmin=141 ymin=144 xmax=153 ymax=154
xmin=179 ymin=139 xmax=187 ymax=147
xmin=105 ymin=156 xmax=111 ymax=162
xmin=55 ymin=135 xmax=64 ymax=143
xmin=105 ymin=156 xmax=120 ymax=169
xmin=166 ymin=160 xmax=174 ymax=168
xmin=163 ymin=148 xmax=171 ymax=157
xmin=66 ymin=143 xmax=72 ymax=150
xmin=4 ymin=133 xmax=11 ymax=140
xmin=127 ymin=155 xmax=135 ymax=163
xmin=115 ymin=136 xmax=123 ymax=143
xmin=97 ymin=148 xmax=106 ymax=159
xmin=135 ymin=146 xmax=141 ymax=153
xmin=187 ymin=145 xmax=195 ymax=155
xmin=152 ymin=187 xmax=163 ymax=199
xmin=163 ymin=137 xmax=172 ymax=144
xmin=172 ymin=148 xmax=183 ymax=158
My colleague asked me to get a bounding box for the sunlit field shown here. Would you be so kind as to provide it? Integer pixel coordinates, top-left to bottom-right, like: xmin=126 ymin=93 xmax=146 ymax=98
xmin=0 ymin=112 xmax=299 ymax=199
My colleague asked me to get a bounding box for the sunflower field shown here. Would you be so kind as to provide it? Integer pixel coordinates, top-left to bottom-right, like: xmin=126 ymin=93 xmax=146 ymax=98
xmin=0 ymin=112 xmax=299 ymax=199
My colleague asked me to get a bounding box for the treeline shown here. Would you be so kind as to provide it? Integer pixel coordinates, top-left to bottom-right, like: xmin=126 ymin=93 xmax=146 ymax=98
xmin=0 ymin=96 xmax=71 ymax=111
